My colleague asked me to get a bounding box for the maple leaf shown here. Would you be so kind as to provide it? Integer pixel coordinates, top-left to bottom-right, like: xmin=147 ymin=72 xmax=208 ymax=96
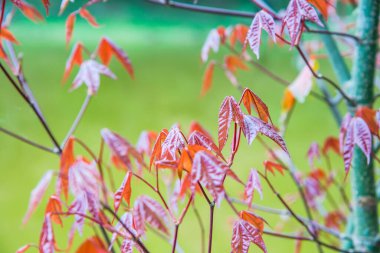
xmin=341 ymin=116 xmax=372 ymax=173
xmin=201 ymin=60 xmax=215 ymax=96
xmin=230 ymin=24 xmax=249 ymax=47
xmin=356 ymin=106 xmax=379 ymax=137
xmin=63 ymin=42 xmax=84 ymax=81
xmin=114 ymin=171 xmax=132 ymax=213
xmin=57 ymin=137 xmax=75 ymax=200
xmin=76 ymin=236 xmax=108 ymax=253
xmin=282 ymin=0 xmax=323 ymax=45
xmin=218 ymin=96 xmax=245 ymax=151
xmin=0 ymin=27 xmax=19 ymax=44
xmin=23 ymin=171 xmax=53 ymax=225
xmin=39 ymin=214 xmax=55 ymax=253
xmin=66 ymin=13 xmax=76 ymax=46
xmin=240 ymin=88 xmax=272 ymax=124
xmin=244 ymin=169 xmax=263 ymax=207
xmin=72 ymin=60 xmax=116 ymax=95
xmin=150 ymin=129 xmax=168 ymax=170
xmin=110 ymin=212 xmax=137 ymax=246
xmin=231 ymin=219 xmax=267 ymax=253
xmin=322 ymin=136 xmax=340 ymax=156
xmin=188 ymin=130 xmax=224 ymax=159
xmin=246 ymin=10 xmax=276 ymax=59
xmin=201 ymin=29 xmax=221 ymax=62
xmin=45 ymin=195 xmax=63 ymax=226
xmin=307 ymin=0 xmax=329 ymax=18
xmin=133 ymin=195 xmax=170 ymax=236
xmin=156 ymin=125 xmax=186 ymax=165
xmin=79 ymin=8 xmax=99 ymax=27
xmin=97 ymin=37 xmax=134 ymax=78
xmin=224 ymin=55 xmax=249 ymax=74
xmin=11 ymin=0 xmax=44 ymax=22
xmin=189 ymin=121 xmax=213 ymax=140
xmin=190 ymin=151 xmax=228 ymax=205
xmin=239 ymin=210 xmax=265 ymax=234
xmin=242 ymin=115 xmax=289 ymax=154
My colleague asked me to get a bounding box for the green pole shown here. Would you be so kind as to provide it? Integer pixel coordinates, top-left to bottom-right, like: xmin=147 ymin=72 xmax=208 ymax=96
xmin=348 ymin=0 xmax=379 ymax=251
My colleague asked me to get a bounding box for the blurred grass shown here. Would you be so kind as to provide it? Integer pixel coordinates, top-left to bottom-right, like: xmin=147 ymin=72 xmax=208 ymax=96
xmin=0 ymin=7 xmax=344 ymax=253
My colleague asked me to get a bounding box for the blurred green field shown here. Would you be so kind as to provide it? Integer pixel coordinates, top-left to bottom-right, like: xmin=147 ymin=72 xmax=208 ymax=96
xmin=0 ymin=4 xmax=344 ymax=253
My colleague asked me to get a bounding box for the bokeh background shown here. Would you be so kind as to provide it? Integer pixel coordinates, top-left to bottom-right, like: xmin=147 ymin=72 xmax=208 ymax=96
xmin=0 ymin=0 xmax=342 ymax=252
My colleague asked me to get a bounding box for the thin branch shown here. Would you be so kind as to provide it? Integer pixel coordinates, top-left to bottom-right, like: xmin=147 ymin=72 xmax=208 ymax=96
xmin=0 ymin=62 xmax=62 ymax=153
xmin=171 ymin=225 xmax=179 ymax=253
xmin=192 ymin=204 xmax=206 ymax=253
xmin=61 ymin=94 xmax=91 ymax=148
xmin=0 ymin=126 xmax=58 ymax=155
xmin=304 ymin=25 xmax=362 ymax=44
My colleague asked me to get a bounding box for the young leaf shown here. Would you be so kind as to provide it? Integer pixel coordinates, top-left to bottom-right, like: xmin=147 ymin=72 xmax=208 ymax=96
xmin=97 ymin=37 xmax=134 ymax=78
xmin=218 ymin=96 xmax=245 ymax=151
xmin=342 ymin=118 xmax=354 ymax=173
xmin=240 ymin=88 xmax=272 ymax=124
xmin=189 ymin=121 xmax=213 ymax=140
xmin=39 ymin=214 xmax=55 ymax=253
xmin=244 ymin=169 xmax=263 ymax=207
xmin=231 ymin=219 xmax=267 ymax=253
xmin=133 ymin=195 xmax=169 ymax=236
xmin=242 ymin=115 xmax=288 ymax=154
xmin=58 ymin=137 xmax=75 ymax=200
xmin=307 ymin=0 xmax=329 ymax=18
xmin=12 ymin=1 xmax=44 ymax=22
xmin=45 ymin=195 xmax=63 ymax=226
xmin=246 ymin=10 xmax=276 ymax=59
xmin=72 ymin=60 xmax=116 ymax=95
xmin=66 ymin=13 xmax=76 ymax=46
xmin=307 ymin=142 xmax=320 ymax=168
xmin=114 ymin=171 xmax=132 ymax=213
xmin=136 ymin=131 xmax=157 ymax=156
xmin=79 ymin=8 xmax=99 ymax=27
xmin=157 ymin=125 xmax=186 ymax=163
xmin=224 ymin=55 xmax=248 ymax=74
xmin=201 ymin=60 xmax=215 ymax=96
xmin=0 ymin=28 xmax=19 ymax=44
xmin=63 ymin=42 xmax=83 ymax=81
xmin=76 ymin=236 xmax=108 ymax=253
xmin=190 ymin=151 xmax=228 ymax=205
xmin=150 ymin=129 xmax=168 ymax=170
xmin=201 ymin=29 xmax=221 ymax=62
xmin=16 ymin=244 xmax=31 ymax=253
xmin=281 ymin=88 xmax=296 ymax=113
xmin=356 ymin=106 xmax=379 ymax=137
xmin=188 ymin=130 xmax=224 ymax=159
xmin=264 ymin=160 xmax=285 ymax=175
xmin=288 ymin=63 xmax=314 ymax=103
xmin=352 ymin=117 xmax=372 ymax=164
xmin=41 ymin=0 xmax=50 ymax=14
xmin=239 ymin=210 xmax=265 ymax=234
xmin=322 ymin=136 xmax=340 ymax=156
xmin=23 ymin=171 xmax=53 ymax=225
xmin=230 ymin=24 xmax=249 ymax=47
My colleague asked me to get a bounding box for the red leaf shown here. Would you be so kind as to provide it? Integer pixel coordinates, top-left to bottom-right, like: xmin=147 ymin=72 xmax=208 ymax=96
xmin=201 ymin=29 xmax=221 ymax=62
xmin=230 ymin=24 xmax=249 ymax=47
xmin=201 ymin=60 xmax=215 ymax=96
xmin=324 ymin=211 xmax=345 ymax=230
xmin=63 ymin=42 xmax=83 ymax=81
xmin=58 ymin=137 xmax=75 ymax=200
xmin=72 ymin=60 xmax=116 ymax=95
xmin=225 ymin=55 xmax=248 ymax=74
xmin=242 ymin=115 xmax=288 ymax=154
xmin=322 ymin=136 xmax=340 ymax=156
xmin=356 ymin=106 xmax=379 ymax=137
xmin=45 ymin=195 xmax=63 ymax=226
xmin=246 ymin=10 xmax=276 ymax=59
xmin=59 ymin=0 xmax=70 ymax=15
xmin=190 ymin=151 xmax=228 ymax=205
xmin=218 ymin=96 xmax=245 ymax=151
xmin=76 ymin=236 xmax=108 ymax=253
xmin=79 ymin=8 xmax=99 ymax=27
xmin=101 ymin=128 xmax=145 ymax=171
xmin=41 ymin=0 xmax=50 ymax=14
xmin=0 ymin=27 xmax=19 ymax=44
xmin=133 ymin=195 xmax=169 ymax=236
xmin=12 ymin=1 xmax=44 ymax=22
xmin=66 ymin=13 xmax=76 ymax=46
xmin=244 ymin=169 xmax=262 ymax=207
xmin=239 ymin=210 xmax=265 ymax=234
xmin=23 ymin=171 xmax=53 ymax=225
xmin=189 ymin=121 xmax=213 ymax=140
xmin=114 ymin=171 xmax=132 ymax=213
xmin=157 ymin=125 xmax=186 ymax=164
xmin=97 ymin=37 xmax=134 ymax=78
xmin=240 ymin=88 xmax=272 ymax=124
xmin=307 ymin=0 xmax=329 ymax=18
xmin=263 ymin=160 xmax=285 ymax=175
xmin=231 ymin=219 xmax=267 ymax=253
xmin=188 ymin=130 xmax=224 ymax=159
xmin=150 ymin=129 xmax=168 ymax=170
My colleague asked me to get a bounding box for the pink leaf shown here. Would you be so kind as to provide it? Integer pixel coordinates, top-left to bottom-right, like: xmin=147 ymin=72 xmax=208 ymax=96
xmin=244 ymin=169 xmax=263 ymax=208
xmin=288 ymin=64 xmax=313 ymax=103
xmin=201 ymin=29 xmax=220 ymax=62
xmin=133 ymin=195 xmax=169 ymax=236
xmin=307 ymin=142 xmax=320 ymax=168
xmin=190 ymin=151 xmax=228 ymax=205
xmin=231 ymin=219 xmax=267 ymax=253
xmin=242 ymin=115 xmax=288 ymax=154
xmin=352 ymin=117 xmax=372 ymax=164
xmin=246 ymin=10 xmax=276 ymax=59
xmin=342 ymin=120 xmax=355 ymax=173
xmin=23 ymin=170 xmax=53 ymax=225
xmin=157 ymin=125 xmax=186 ymax=163
xmin=188 ymin=130 xmax=224 ymax=159
xmin=72 ymin=60 xmax=116 ymax=95
xmin=39 ymin=214 xmax=55 ymax=253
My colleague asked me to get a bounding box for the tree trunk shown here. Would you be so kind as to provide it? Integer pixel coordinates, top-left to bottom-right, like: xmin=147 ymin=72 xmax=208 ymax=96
xmin=348 ymin=0 xmax=379 ymax=251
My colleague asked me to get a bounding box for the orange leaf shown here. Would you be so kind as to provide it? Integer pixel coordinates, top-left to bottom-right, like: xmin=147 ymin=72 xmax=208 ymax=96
xmin=0 ymin=28 xmax=19 ymax=44
xmin=322 ymin=136 xmax=340 ymax=156
xmin=14 ymin=1 xmax=44 ymax=22
xmin=229 ymin=24 xmax=249 ymax=47
xmin=97 ymin=37 xmax=134 ymax=78
xmin=356 ymin=106 xmax=379 ymax=137
xmin=114 ymin=171 xmax=132 ymax=213
xmin=79 ymin=8 xmax=99 ymax=27
xmin=76 ymin=236 xmax=108 ymax=253
xmin=41 ymin=0 xmax=50 ymax=15
xmin=201 ymin=60 xmax=215 ymax=96
xmin=239 ymin=210 xmax=265 ymax=234
xmin=225 ymin=55 xmax=248 ymax=74
xmin=63 ymin=42 xmax=83 ymax=81
xmin=45 ymin=195 xmax=63 ymax=226
xmin=66 ymin=13 xmax=76 ymax=46
xmin=264 ymin=160 xmax=285 ymax=175
xmin=281 ymin=88 xmax=295 ymax=112
xmin=0 ymin=44 xmax=7 ymax=60
xmin=307 ymin=0 xmax=329 ymax=19
xmin=240 ymin=88 xmax=272 ymax=124
xmin=59 ymin=137 xmax=75 ymax=200
xmin=216 ymin=26 xmax=226 ymax=44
